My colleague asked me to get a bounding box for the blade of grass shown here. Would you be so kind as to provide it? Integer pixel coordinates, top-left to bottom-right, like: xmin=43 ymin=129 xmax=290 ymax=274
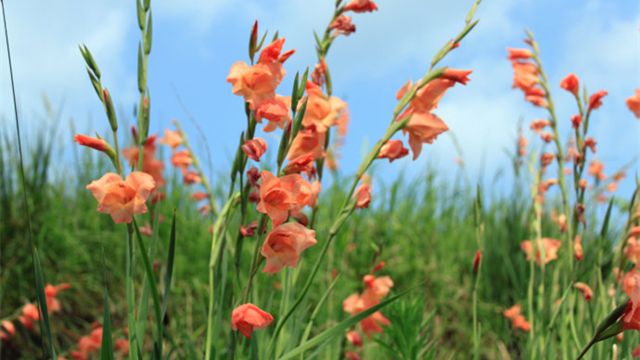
xmin=162 ymin=209 xmax=177 ymax=319
xmin=101 ymin=249 xmax=115 ymax=360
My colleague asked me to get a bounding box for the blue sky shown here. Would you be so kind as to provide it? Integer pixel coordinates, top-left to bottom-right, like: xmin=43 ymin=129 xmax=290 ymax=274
xmin=1 ymin=0 xmax=638 ymax=200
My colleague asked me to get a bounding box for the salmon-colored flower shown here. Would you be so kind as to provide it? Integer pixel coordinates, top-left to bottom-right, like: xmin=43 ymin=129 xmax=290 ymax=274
xmin=506 ymin=47 xmax=532 ymax=60
xmin=158 ymin=128 xmax=182 ymax=150
xmin=588 ymin=90 xmax=608 ymax=111
xmin=343 ymin=0 xmax=378 ymax=13
xmin=287 ymin=124 xmax=326 ymax=161
xmin=588 ymin=160 xmax=604 ymax=179
xmin=540 ymin=132 xmax=554 ymax=143
xmin=0 ymin=321 xmax=15 ymax=341
xmin=343 ymin=275 xmax=394 ymax=337
xmin=345 ymin=352 xmax=363 ymax=360
xmin=560 ymin=73 xmax=579 ymax=96
xmin=378 ymin=140 xmax=409 ymax=162
xmin=503 ymin=303 xmax=521 ymax=320
xmin=284 ymin=154 xmax=315 ymax=175
xmin=261 ymin=222 xmax=317 ymax=274
xmin=114 ymin=338 xmax=129 ymax=355
xmin=242 ymin=138 xmax=267 ymax=162
xmin=121 ymin=135 xmax=165 ymax=190
xmin=574 ymin=235 xmax=584 ymax=261
xmin=574 ymin=282 xmax=593 ymax=301
xmin=353 ymin=184 xmax=371 ymax=209
xmin=626 ymin=89 xmax=640 ymax=118
xmin=330 ymin=15 xmax=356 ymax=37
xmin=584 ymin=137 xmax=596 ymax=154
xmin=311 ymin=58 xmax=328 ymax=86
xmin=256 ymin=171 xmax=308 ymax=226
xmin=70 ymin=350 xmax=87 ymax=360
xmin=183 ymin=171 xmax=202 ymax=184
xmin=19 ymin=303 xmax=40 ymax=330
xmin=363 ymin=274 xmax=393 ymax=300
xmin=86 ymin=172 xmax=155 ymax=224
xmin=511 ymin=61 xmax=539 ymax=90
xmin=571 ymin=114 xmax=582 ymax=129
xmin=503 ymin=303 xmax=530 ymax=332
xmin=518 ymin=135 xmax=528 ymax=156
xmin=402 ymin=111 xmax=449 ymax=160
xmin=191 ymin=191 xmax=208 ymax=201
xmin=74 ymin=134 xmax=108 ymax=153
xmin=540 ymin=153 xmax=555 ymax=167
xmin=346 ymin=331 xmax=363 ymax=347
xmin=140 ymin=222 xmax=153 ymax=237
xmin=256 ymin=96 xmax=291 ymax=130
xmin=231 ymin=303 xmax=274 ymax=338
xmin=78 ymin=327 xmax=102 ymax=355
xmin=301 ymin=82 xmax=348 ymax=133
xmin=520 ymin=238 xmax=561 ymax=265
xmin=45 ymin=283 xmax=71 ymax=313
xmin=170 ymin=150 xmax=192 ymax=172
xmin=308 ymin=181 xmax=322 ymax=209
xmin=529 ymin=119 xmax=551 ymax=134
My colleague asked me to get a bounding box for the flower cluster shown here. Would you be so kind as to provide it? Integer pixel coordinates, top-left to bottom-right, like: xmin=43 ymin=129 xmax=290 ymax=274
xmin=343 ymin=274 xmax=394 ymax=338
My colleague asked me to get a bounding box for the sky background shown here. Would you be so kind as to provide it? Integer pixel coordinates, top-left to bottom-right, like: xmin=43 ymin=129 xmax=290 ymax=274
xmin=1 ymin=0 xmax=639 ymax=200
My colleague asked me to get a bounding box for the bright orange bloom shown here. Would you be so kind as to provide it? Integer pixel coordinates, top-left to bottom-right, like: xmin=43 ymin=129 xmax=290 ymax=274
xmin=588 ymin=90 xmax=608 ymax=111
xmin=242 ymin=138 xmax=267 ymax=162
xmin=121 ymin=135 xmax=165 ymax=190
xmin=402 ymin=111 xmax=449 ymax=160
xmin=378 ymin=140 xmax=409 ymax=162
xmin=287 ymin=124 xmax=326 ymax=161
xmin=231 ymin=303 xmax=274 ymax=338
xmin=588 ymin=160 xmax=604 ymax=178
xmin=511 ymin=61 xmax=539 ymax=90
xmin=503 ymin=303 xmax=521 ymax=320
xmin=301 ymin=82 xmax=348 ymax=133
xmin=74 ymin=134 xmax=108 ymax=153
xmin=191 ymin=191 xmax=208 ymax=201
xmin=506 ymin=47 xmax=532 ymax=60
xmin=560 ymin=73 xmax=579 ymax=96
xmin=157 ymin=128 xmax=182 ymax=150
xmin=520 ymin=238 xmax=561 ymax=265
xmin=503 ymin=303 xmax=530 ymax=332
xmin=353 ymin=184 xmax=371 ymax=209
xmin=343 ymin=275 xmax=394 ymax=337
xmin=256 ymin=171 xmax=308 ymax=226
xmin=44 ymin=283 xmax=71 ymax=314
xmin=627 ymin=89 xmax=640 ymax=118
xmin=329 ymin=15 xmax=356 ymax=37
xmin=529 ymin=119 xmax=551 ymax=134
xmin=170 ymin=150 xmax=192 ymax=172
xmin=86 ymin=172 xmax=155 ymax=224
xmin=0 ymin=321 xmax=15 ymax=341
xmin=183 ymin=171 xmax=202 ymax=184
xmin=256 ymin=96 xmax=291 ymax=130
xmin=540 ymin=132 xmax=554 ymax=143
xmin=343 ymin=0 xmax=378 ymax=13
xmin=284 ymin=153 xmax=315 ymax=175
xmin=524 ymin=86 xmax=547 ymax=107
xmin=574 ymin=282 xmax=593 ymax=301
xmin=78 ymin=327 xmax=102 ymax=355
xmin=261 ymin=222 xmax=317 ymax=273
xmin=346 ymin=331 xmax=363 ymax=347
xmin=540 ymin=153 xmax=555 ymax=167
xmin=19 ymin=303 xmax=39 ymax=330
xmin=621 ymin=273 xmax=640 ymax=358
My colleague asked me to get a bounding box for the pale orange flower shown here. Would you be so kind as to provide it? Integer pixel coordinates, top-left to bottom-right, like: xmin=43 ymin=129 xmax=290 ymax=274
xmin=140 ymin=222 xmax=153 ymax=237
xmin=529 ymin=119 xmax=551 ymax=134
xmin=242 ymin=138 xmax=267 ymax=162
xmin=353 ymin=184 xmax=371 ymax=209
xmin=231 ymin=303 xmax=274 ymax=338
xmin=170 ymin=149 xmax=192 ymax=172
xmin=343 ymin=0 xmax=378 ymax=13
xmin=86 ymin=172 xmax=155 ymax=224
xmin=524 ymin=86 xmax=547 ymax=107
xmin=506 ymin=47 xmax=532 ymax=60
xmin=511 ymin=61 xmax=539 ymax=90
xmin=183 ymin=171 xmax=202 ymax=184
xmin=621 ymin=273 xmax=640 ymax=357
xmin=74 ymin=134 xmax=108 ymax=153
xmin=588 ymin=90 xmax=608 ymax=111
xmin=503 ymin=303 xmax=521 ymax=320
xmin=191 ymin=191 xmax=208 ymax=201
xmin=0 ymin=321 xmax=15 ymax=341
xmin=121 ymin=135 xmax=165 ymax=190
xmin=261 ymin=222 xmax=317 ymax=274
xmin=78 ymin=327 xmax=102 ymax=355
xmin=588 ymin=160 xmax=604 ymax=178
xmin=504 ymin=303 xmax=530 ymax=332
xmin=301 ymin=82 xmax=348 ymax=133
xmin=363 ymin=274 xmax=393 ymax=300
xmin=256 ymin=171 xmax=307 ymax=226
xmin=346 ymin=331 xmax=363 ymax=346
xmin=378 ymin=140 xmax=409 ymax=162
xmin=284 ymin=154 xmax=315 ymax=175
xmin=520 ymin=238 xmax=561 ymax=265
xmin=256 ymin=96 xmax=291 ymax=130
xmin=287 ymin=124 xmax=326 ymax=161
xmin=157 ymin=128 xmax=182 ymax=150
xmin=574 ymin=282 xmax=593 ymax=301
xmin=44 ymin=283 xmax=71 ymax=314
xmin=540 ymin=132 xmax=554 ymax=143
xmin=560 ymin=73 xmax=579 ymax=96
xmin=307 ymin=181 xmax=322 ymax=209
xmin=540 ymin=153 xmax=555 ymax=167
xmin=329 ymin=15 xmax=356 ymax=37
xmin=343 ymin=279 xmax=393 ymax=337
xmin=402 ymin=111 xmax=449 ymax=160
xmin=518 ymin=135 xmax=528 ymax=156
xmin=626 ymin=89 xmax=640 ymax=118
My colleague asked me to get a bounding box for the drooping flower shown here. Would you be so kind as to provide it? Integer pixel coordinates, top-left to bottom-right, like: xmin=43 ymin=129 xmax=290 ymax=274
xmin=86 ymin=172 xmax=155 ymax=224
xmin=242 ymin=138 xmax=267 ymax=162
xmin=520 ymin=238 xmax=562 ymax=265
xmin=231 ymin=303 xmax=274 ymax=338
xmin=329 ymin=15 xmax=356 ymax=37
xmin=353 ymin=184 xmax=371 ymax=209
xmin=378 ymin=140 xmax=409 ymax=162
xmin=574 ymin=282 xmax=593 ymax=302
xmin=240 ymin=220 xmax=259 ymax=237
xmin=588 ymin=90 xmax=608 ymax=112
xmin=402 ymin=111 xmax=449 ymax=159
xmin=44 ymin=283 xmax=71 ymax=314
xmin=343 ymin=0 xmax=378 ymax=13
xmin=157 ymin=128 xmax=182 ymax=150
xmin=506 ymin=47 xmax=532 ymax=60
xmin=261 ymin=222 xmax=317 ymax=274
xmin=626 ymin=89 xmax=640 ymax=118
xmin=346 ymin=331 xmax=363 ymax=347
xmin=560 ymin=73 xmax=579 ymax=97
xmin=524 ymin=86 xmax=547 ymax=108
xmin=256 ymin=171 xmax=309 ymax=226
xmin=287 ymin=124 xmax=326 ymax=161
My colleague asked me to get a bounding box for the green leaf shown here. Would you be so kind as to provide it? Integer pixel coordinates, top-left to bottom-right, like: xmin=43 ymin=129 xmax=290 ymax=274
xmin=272 ymin=30 xmax=279 ymax=42
xmin=143 ymin=0 xmax=150 ymax=11
xmin=162 ymin=210 xmax=177 ymax=320
xmin=289 ymin=97 xmax=308 ymax=149
xmin=144 ymin=10 xmax=153 ymax=55
xmin=32 ymin=246 xmax=57 ymax=358
xmin=297 ymin=67 xmax=309 ymax=100
xmin=136 ymin=0 xmax=145 ymax=30
xmin=100 ymin=249 xmax=115 ymax=360
xmin=277 ymin=285 xmax=418 ymax=360
xmin=80 ymin=44 xmax=101 ymax=79
xmin=290 ymin=72 xmax=300 ymax=115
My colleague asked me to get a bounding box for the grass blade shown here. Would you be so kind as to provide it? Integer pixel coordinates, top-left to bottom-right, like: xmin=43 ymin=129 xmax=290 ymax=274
xmin=162 ymin=210 xmax=177 ymax=319
xmin=101 ymin=249 xmax=115 ymax=360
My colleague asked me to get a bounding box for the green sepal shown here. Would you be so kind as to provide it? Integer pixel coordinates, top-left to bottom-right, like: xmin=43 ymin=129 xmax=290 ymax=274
xmin=79 ymin=44 xmax=101 ymax=79
xmin=137 ymin=43 xmax=146 ymax=93
xmin=137 ymin=0 xmax=145 ymax=30
xmin=144 ymin=10 xmax=153 ymax=55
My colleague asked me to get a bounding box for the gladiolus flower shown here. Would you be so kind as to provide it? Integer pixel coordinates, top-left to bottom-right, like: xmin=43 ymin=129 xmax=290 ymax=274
xmin=170 ymin=150 xmax=192 ymax=172
xmin=343 ymin=0 xmax=378 ymax=13
xmin=343 ymin=275 xmax=394 ymax=337
xmin=529 ymin=119 xmax=551 ymax=134
xmin=121 ymin=135 xmax=165 ymax=190
xmin=506 ymin=47 xmax=532 ymax=60
xmin=373 ymin=261 xmax=386 ymax=273
xmin=378 ymin=140 xmax=409 ymax=162
xmin=329 ymin=15 xmax=356 ymax=37
xmin=0 ymin=321 xmax=15 ymax=341
xmin=140 ymin=222 xmax=153 ymax=237
xmin=504 ymin=303 xmax=530 ymax=332
xmin=284 ymin=154 xmax=315 ymax=175
xmin=44 ymin=283 xmax=71 ymax=313
xmin=287 ymin=124 xmax=326 ymax=161
xmin=242 ymin=138 xmax=267 ymax=162
xmin=574 ymin=235 xmax=584 ymax=261
xmin=158 ymin=128 xmax=182 ymax=150
xmin=240 ymin=220 xmax=259 ymax=237
xmin=588 ymin=90 xmax=608 ymax=111
xmin=518 ymin=135 xmax=528 ymax=156
xmin=353 ymin=184 xmax=371 ymax=209
xmin=363 ymin=274 xmax=393 ymax=300
xmin=345 ymin=352 xmax=363 ymax=360
xmin=183 ymin=171 xmax=202 ymax=184
xmin=74 ymin=134 xmax=108 ymax=153
xmin=520 ymin=238 xmax=561 ymax=265
xmin=70 ymin=350 xmax=87 ymax=360
xmin=191 ymin=191 xmax=208 ymax=201
xmin=473 ymin=250 xmax=482 ymax=274
xmin=86 ymin=172 xmax=155 ymax=224
xmin=308 ymin=181 xmax=322 ymax=209
xmin=588 ymin=160 xmax=604 ymax=178
xmin=256 ymin=171 xmax=309 ymax=226
xmin=301 ymin=82 xmax=348 ymax=133
xmin=524 ymin=86 xmax=547 ymax=107
xmin=19 ymin=303 xmax=40 ymax=330
xmin=584 ymin=137 xmax=596 ymax=154
xmin=311 ymin=58 xmax=328 ymax=86
xmin=346 ymin=331 xmax=363 ymax=347
xmin=626 ymin=89 xmax=640 ymax=118
xmin=574 ymin=282 xmax=593 ymax=301
xmin=402 ymin=111 xmax=449 ymax=159
xmin=540 ymin=153 xmax=555 ymax=167
xmin=231 ymin=303 xmax=274 ymax=338
xmin=511 ymin=61 xmax=539 ymax=90
xmin=78 ymin=327 xmax=102 ymax=355
xmin=560 ymin=73 xmax=579 ymax=96
xmin=256 ymin=96 xmax=291 ymax=129
xmin=261 ymin=222 xmax=317 ymax=274
xmin=571 ymin=114 xmax=582 ymax=129
xmin=540 ymin=132 xmax=554 ymax=143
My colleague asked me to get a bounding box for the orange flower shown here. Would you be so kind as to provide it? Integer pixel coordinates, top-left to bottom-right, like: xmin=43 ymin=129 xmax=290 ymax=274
xmin=0 ymin=321 xmax=15 ymax=341
xmin=183 ymin=171 xmax=202 ymax=184
xmin=19 ymin=303 xmax=39 ymax=330
xmin=571 ymin=114 xmax=582 ymax=129
xmin=504 ymin=303 xmax=530 ymax=332
xmin=584 ymin=137 xmax=596 ymax=154
xmin=157 ymin=128 xmax=182 ymax=150
xmin=256 ymin=171 xmax=308 ymax=226
xmin=287 ymin=124 xmax=326 ymax=161
xmin=191 ymin=191 xmax=208 ymax=201
xmin=588 ymin=90 xmax=608 ymax=111
xmin=231 ymin=303 xmax=274 ymax=338
xmin=511 ymin=61 xmax=539 ymax=90
xmin=86 ymin=172 xmax=155 ymax=224
xmin=506 ymin=47 xmax=532 ymax=60
xmin=307 ymin=181 xmax=322 ymax=209
xmin=283 ymin=154 xmax=315 ymax=175
xmin=311 ymin=58 xmax=328 ymax=86
xmin=402 ymin=111 xmax=449 ymax=159
xmin=121 ymin=135 xmax=165 ymax=190
xmin=472 ymin=250 xmax=482 ymax=274
xmin=44 ymin=283 xmax=71 ymax=314
xmin=74 ymin=134 xmax=109 ymax=153
xmin=343 ymin=275 xmax=394 ymax=337
xmin=363 ymin=274 xmax=393 ymax=300
xmin=574 ymin=282 xmax=593 ymax=301
xmin=621 ymin=274 xmax=640 ymax=356
xmin=520 ymin=238 xmax=561 ymax=265
xmin=256 ymin=95 xmax=291 ymax=130
xmin=503 ymin=303 xmax=521 ymax=320
xmin=242 ymin=138 xmax=267 ymax=162
xmin=240 ymin=220 xmax=259 ymax=237
xmin=301 ymin=82 xmax=348 ymax=133
xmin=346 ymin=331 xmax=363 ymax=346
xmin=560 ymin=73 xmax=579 ymax=96
xmin=343 ymin=0 xmax=378 ymax=13
xmin=378 ymin=140 xmax=409 ymax=162
xmin=170 ymin=150 xmax=192 ymax=172
xmin=78 ymin=327 xmax=102 ymax=355
xmin=524 ymin=86 xmax=547 ymax=108
xmin=540 ymin=153 xmax=555 ymax=167
xmin=626 ymin=89 xmax=640 ymax=118
xmin=353 ymin=184 xmax=371 ymax=209
xmin=529 ymin=119 xmax=551 ymax=134
xmin=329 ymin=15 xmax=356 ymax=37
xmin=588 ymin=160 xmax=604 ymax=178
xmin=540 ymin=132 xmax=554 ymax=143
xmin=261 ymin=222 xmax=316 ymax=274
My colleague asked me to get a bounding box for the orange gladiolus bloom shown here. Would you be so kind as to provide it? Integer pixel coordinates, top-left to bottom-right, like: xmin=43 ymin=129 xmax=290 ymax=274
xmin=520 ymin=238 xmax=561 ymax=265
xmin=402 ymin=111 xmax=449 ymax=160
xmin=287 ymin=124 xmax=326 ymax=161
xmin=0 ymin=321 xmax=15 ymax=341
xmin=343 ymin=275 xmax=394 ymax=337
xmin=45 ymin=283 xmax=71 ymax=314
xmin=242 ymin=138 xmax=267 ymax=162
xmin=511 ymin=61 xmax=539 ymax=90
xmin=503 ymin=303 xmax=530 ymax=332
xmin=353 ymin=184 xmax=371 ymax=209
xmin=78 ymin=327 xmax=102 ymax=356
xmin=506 ymin=47 xmax=532 ymax=60
xmin=343 ymin=0 xmax=378 ymax=13
xmin=231 ymin=303 xmax=274 ymax=338
xmin=329 ymin=15 xmax=356 ymax=37
xmin=588 ymin=90 xmax=608 ymax=111
xmin=256 ymin=171 xmax=310 ymax=226
xmin=524 ymin=86 xmax=547 ymax=108
xmin=74 ymin=134 xmax=108 ymax=153
xmin=283 ymin=153 xmax=315 ymax=175
xmin=19 ymin=303 xmax=39 ymax=330
xmin=301 ymin=82 xmax=348 ymax=133
xmin=378 ymin=140 xmax=409 ymax=162
xmin=560 ymin=73 xmax=579 ymax=96
xmin=157 ymin=128 xmax=182 ymax=150
xmin=170 ymin=150 xmax=192 ymax=172
xmin=627 ymin=89 xmax=640 ymax=118
xmin=346 ymin=331 xmax=363 ymax=347
xmin=191 ymin=191 xmax=208 ymax=201
xmin=86 ymin=172 xmax=155 ymax=224
xmin=261 ymin=222 xmax=316 ymax=274
xmin=574 ymin=282 xmax=593 ymax=301
xmin=121 ymin=135 xmax=165 ymax=190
